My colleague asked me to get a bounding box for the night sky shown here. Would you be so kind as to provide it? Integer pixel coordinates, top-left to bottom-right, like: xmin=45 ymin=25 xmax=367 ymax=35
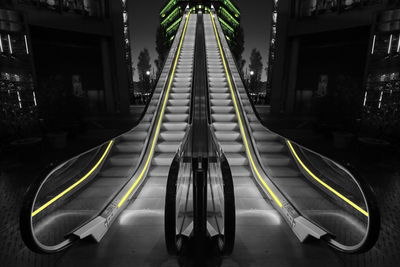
xmin=128 ymin=0 xmax=272 ymax=81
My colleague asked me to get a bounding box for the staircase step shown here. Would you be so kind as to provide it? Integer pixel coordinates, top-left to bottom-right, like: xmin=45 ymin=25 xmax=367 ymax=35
xmin=135 ymin=123 xmax=151 ymax=131
xmin=170 ymin=93 xmax=190 ymax=100
xmin=166 ymin=106 xmax=189 ymax=114
xmin=159 ymin=131 xmax=186 ymax=141
xmin=120 ymin=131 xmax=147 ymax=141
xmin=211 ymin=106 xmax=234 ymax=113
xmin=213 ymin=122 xmax=238 ymax=131
xmin=260 ymin=154 xmax=292 ymax=166
xmin=257 ymin=142 xmax=285 ymax=153
xmin=212 ymin=114 xmax=236 ymax=122
xmin=110 ymin=154 xmax=140 ymax=166
xmin=148 ymin=166 xmax=170 ymax=177
xmin=211 ymin=99 xmax=232 ymax=106
xmin=215 ymin=131 xmax=241 ymax=141
xmin=210 ymin=93 xmax=230 ymax=100
xmin=162 ymin=122 xmax=187 ymax=131
xmin=115 ymin=142 xmax=144 ymax=153
xmin=220 ymin=142 xmax=245 ymax=153
xmin=152 ymin=153 xmax=175 ymax=166
xmin=226 ymin=153 xmax=248 ymax=166
xmin=231 ymin=166 xmax=252 ymax=177
xmin=266 ymin=166 xmax=301 ymax=178
xmin=99 ymin=166 xmax=133 ymax=178
xmin=169 ymin=99 xmax=190 ymax=106
xmin=253 ymin=131 xmax=280 ymax=141
xmin=164 ymin=114 xmax=189 ymax=122
xmin=156 ymin=142 xmax=181 ymax=153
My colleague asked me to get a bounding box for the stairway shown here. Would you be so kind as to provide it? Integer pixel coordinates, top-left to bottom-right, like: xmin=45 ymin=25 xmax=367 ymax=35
xmin=204 ymin=16 xmax=251 ymax=181
xmin=146 ymin=15 xmax=196 ymax=185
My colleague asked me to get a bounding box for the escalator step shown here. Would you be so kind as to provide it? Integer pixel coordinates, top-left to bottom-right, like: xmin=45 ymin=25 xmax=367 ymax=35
xmin=110 ymin=153 xmax=140 ymax=166
xmin=148 ymin=166 xmax=170 ymax=177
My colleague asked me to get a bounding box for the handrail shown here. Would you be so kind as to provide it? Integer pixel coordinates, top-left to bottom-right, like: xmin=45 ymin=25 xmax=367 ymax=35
xmin=209 ymin=9 xmax=380 ymax=253
xmin=203 ymin=12 xmax=236 ymax=255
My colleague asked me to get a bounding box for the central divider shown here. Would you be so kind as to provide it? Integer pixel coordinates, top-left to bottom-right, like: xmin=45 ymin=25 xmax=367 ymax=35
xmin=191 ymin=11 xmax=209 ymax=257
xmin=165 ymin=10 xmax=236 ymax=259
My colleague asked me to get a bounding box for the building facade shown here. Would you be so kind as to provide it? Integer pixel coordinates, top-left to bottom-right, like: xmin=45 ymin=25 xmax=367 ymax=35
xmin=0 ymin=0 xmax=132 ymax=141
xmin=270 ymin=0 xmax=400 ymax=120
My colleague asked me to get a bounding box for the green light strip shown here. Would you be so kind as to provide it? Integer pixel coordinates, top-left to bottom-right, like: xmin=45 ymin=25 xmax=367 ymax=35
xmin=166 ymin=17 xmax=182 ymax=35
xmin=224 ymin=0 xmax=240 ymax=17
xmin=219 ymin=7 xmax=239 ymax=27
xmin=161 ymin=7 xmax=181 ymax=27
xmin=160 ymin=0 xmax=177 ymax=17
xmin=218 ymin=17 xmax=235 ymax=34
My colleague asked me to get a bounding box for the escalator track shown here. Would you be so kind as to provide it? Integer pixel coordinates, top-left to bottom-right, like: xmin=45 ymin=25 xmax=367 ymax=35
xmin=204 ymin=8 xmax=379 ymax=257
xmin=20 ymin=10 xmax=197 ymax=255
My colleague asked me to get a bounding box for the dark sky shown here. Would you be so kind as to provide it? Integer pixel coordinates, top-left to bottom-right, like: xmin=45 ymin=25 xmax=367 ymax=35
xmin=128 ymin=0 xmax=272 ymax=81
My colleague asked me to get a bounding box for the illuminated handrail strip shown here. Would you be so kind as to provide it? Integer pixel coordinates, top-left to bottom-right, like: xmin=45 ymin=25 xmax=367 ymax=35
xmin=31 ymin=140 xmax=115 ymax=217
xmin=117 ymin=12 xmax=192 ymax=208
xmin=210 ymin=13 xmax=283 ymax=208
xmin=286 ymin=140 xmax=369 ymax=217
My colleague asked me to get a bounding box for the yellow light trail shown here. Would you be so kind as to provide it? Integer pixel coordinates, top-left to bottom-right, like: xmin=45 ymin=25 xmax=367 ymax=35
xmin=117 ymin=13 xmax=191 ymax=208
xmin=32 ymin=140 xmax=115 ymax=217
xmin=210 ymin=13 xmax=283 ymax=208
xmin=286 ymin=140 xmax=369 ymax=217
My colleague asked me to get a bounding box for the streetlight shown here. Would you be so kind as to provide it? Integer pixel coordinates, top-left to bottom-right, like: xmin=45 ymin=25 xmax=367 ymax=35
xmin=146 ymin=70 xmax=151 ymax=76
xmin=250 ymin=70 xmax=255 ymax=76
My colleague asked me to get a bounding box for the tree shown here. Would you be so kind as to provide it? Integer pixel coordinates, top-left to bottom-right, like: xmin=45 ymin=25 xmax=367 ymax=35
xmin=155 ymin=26 xmax=169 ymax=77
xmin=248 ymin=48 xmax=263 ymax=92
xmin=137 ymin=48 xmax=152 ymax=92
xmin=231 ymin=27 xmax=245 ymax=76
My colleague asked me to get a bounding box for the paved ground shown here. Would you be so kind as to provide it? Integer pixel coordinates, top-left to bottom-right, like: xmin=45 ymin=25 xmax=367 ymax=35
xmin=256 ymin=107 xmax=400 ymax=267
xmin=0 ymin=105 xmax=399 ymax=267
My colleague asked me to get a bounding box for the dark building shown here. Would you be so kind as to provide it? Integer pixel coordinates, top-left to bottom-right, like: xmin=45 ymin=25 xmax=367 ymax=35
xmin=270 ymin=0 xmax=400 ymax=137
xmin=0 ymin=0 xmax=132 ymax=142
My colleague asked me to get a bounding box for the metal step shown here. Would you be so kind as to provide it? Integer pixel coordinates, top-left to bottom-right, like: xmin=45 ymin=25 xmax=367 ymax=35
xmin=215 ymin=131 xmax=241 ymax=141
xmin=211 ymin=106 xmax=234 ymax=113
xmin=166 ymin=106 xmax=189 ymax=114
xmin=156 ymin=141 xmax=181 ymax=153
xmin=164 ymin=114 xmax=189 ymax=122
xmin=99 ymin=166 xmax=133 ymax=178
xmin=159 ymin=131 xmax=186 ymax=141
xmin=226 ymin=153 xmax=248 ymax=166
xmin=220 ymin=141 xmax=245 ymax=153
xmin=212 ymin=114 xmax=236 ymax=122
xmin=109 ymin=154 xmax=140 ymax=166
xmin=260 ymin=154 xmax=292 ymax=166
xmin=152 ymin=153 xmax=175 ymax=166
xmin=231 ymin=166 xmax=252 ymax=177
xmin=213 ymin=122 xmax=239 ymax=131
xmin=257 ymin=142 xmax=286 ymax=153
xmin=115 ymin=142 xmax=144 ymax=153
xmin=148 ymin=166 xmax=171 ymax=177
xmin=252 ymin=131 xmax=280 ymax=141
xmin=120 ymin=131 xmax=147 ymax=141
xmin=162 ymin=122 xmax=187 ymax=131
xmin=168 ymin=99 xmax=190 ymax=106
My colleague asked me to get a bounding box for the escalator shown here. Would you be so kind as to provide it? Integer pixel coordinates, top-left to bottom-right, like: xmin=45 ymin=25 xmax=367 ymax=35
xmin=204 ymin=8 xmax=380 ymax=260
xmin=20 ymin=9 xmax=197 ymax=255
xmin=18 ymin=6 xmax=380 ymax=265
